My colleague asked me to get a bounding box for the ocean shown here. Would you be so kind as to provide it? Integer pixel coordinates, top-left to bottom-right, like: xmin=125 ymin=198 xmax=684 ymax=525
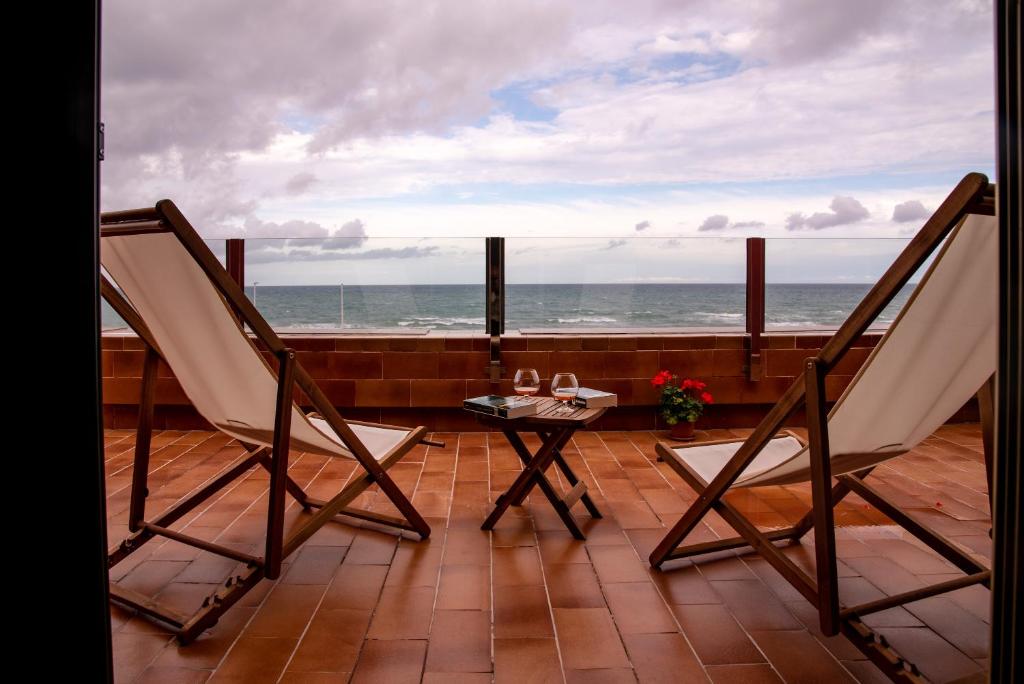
xmin=101 ymin=283 xmax=913 ymax=332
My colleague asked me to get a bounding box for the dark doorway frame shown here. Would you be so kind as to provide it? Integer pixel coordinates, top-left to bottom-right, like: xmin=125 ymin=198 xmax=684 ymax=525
xmin=992 ymin=2 xmax=1022 ymax=681
xmin=62 ymin=0 xmax=113 ymax=679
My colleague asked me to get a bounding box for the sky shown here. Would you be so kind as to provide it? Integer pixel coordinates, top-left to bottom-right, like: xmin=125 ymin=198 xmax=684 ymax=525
xmin=101 ymin=0 xmax=995 ymax=285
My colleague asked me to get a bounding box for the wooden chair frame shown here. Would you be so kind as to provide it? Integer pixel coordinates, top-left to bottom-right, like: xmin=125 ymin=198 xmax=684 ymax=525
xmin=101 ymin=200 xmax=434 ymax=644
xmin=650 ymin=173 xmax=997 ymax=683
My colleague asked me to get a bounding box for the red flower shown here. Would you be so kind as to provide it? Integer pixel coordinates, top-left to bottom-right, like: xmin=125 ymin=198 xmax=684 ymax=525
xmin=651 ymin=370 xmax=672 ymax=387
xmin=694 ymin=380 xmax=707 ymax=390
xmin=681 ymin=378 xmax=694 ymax=389
xmin=701 ymin=391 xmax=714 ymax=404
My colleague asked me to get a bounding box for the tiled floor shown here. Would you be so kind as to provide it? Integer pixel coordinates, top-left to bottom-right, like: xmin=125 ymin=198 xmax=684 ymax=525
xmin=105 ymin=424 xmax=992 ymax=683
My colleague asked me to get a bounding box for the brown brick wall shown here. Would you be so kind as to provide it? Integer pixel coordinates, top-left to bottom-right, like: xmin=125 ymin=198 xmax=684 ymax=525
xmin=105 ymin=331 xmax=944 ymax=432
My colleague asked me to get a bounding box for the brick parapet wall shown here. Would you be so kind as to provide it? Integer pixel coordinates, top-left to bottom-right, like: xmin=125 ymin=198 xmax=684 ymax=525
xmin=101 ymin=331 xmax=922 ymax=431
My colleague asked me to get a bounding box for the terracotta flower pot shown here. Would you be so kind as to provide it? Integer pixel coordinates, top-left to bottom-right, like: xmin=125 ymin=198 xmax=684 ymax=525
xmin=669 ymin=420 xmax=696 ymax=441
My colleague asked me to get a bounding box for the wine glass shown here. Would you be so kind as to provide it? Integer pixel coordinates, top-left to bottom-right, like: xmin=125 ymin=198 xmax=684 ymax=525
xmin=550 ymin=372 xmax=579 ymax=413
xmin=513 ymin=368 xmax=540 ymax=401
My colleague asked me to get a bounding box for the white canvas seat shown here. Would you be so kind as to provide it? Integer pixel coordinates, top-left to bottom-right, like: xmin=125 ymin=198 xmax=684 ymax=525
xmin=650 ymin=173 xmax=997 ymax=681
xmin=665 ymin=212 xmax=997 ymax=488
xmin=103 ymin=230 xmax=411 ymax=461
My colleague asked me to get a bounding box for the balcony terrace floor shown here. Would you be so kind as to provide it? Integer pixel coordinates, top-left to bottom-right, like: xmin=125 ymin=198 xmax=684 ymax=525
xmin=105 ymin=424 xmax=992 ymax=683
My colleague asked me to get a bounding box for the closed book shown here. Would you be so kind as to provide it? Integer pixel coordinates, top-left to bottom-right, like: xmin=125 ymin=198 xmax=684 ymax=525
xmin=571 ymin=387 xmax=617 ymax=408
xmin=463 ymin=395 xmax=538 ymax=419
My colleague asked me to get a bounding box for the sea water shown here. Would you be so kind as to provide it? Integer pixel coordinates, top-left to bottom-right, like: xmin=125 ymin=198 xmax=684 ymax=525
xmin=101 ymin=283 xmax=913 ymax=331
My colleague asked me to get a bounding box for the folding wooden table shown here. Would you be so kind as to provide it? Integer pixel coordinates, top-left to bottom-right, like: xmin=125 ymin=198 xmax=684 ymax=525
xmin=472 ymin=397 xmax=605 ymax=539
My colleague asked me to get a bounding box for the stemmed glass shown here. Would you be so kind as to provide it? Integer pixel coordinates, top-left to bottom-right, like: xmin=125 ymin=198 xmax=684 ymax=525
xmin=550 ymin=372 xmax=579 ymax=413
xmin=513 ymin=368 xmax=540 ymax=401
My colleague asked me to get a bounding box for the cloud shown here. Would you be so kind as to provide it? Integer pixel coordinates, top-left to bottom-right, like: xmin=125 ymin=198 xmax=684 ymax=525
xmin=285 ymin=172 xmax=318 ymax=195
xmin=246 ymin=244 xmax=439 ymax=264
xmin=785 ymin=196 xmax=870 ymax=231
xmin=605 ymin=239 xmax=628 ymax=249
xmin=891 ymin=199 xmax=931 ymax=223
xmin=698 ymin=214 xmax=730 ymax=231
xmin=243 ymin=216 xmax=329 ymax=239
xmin=242 ymin=216 xmax=368 ymax=251
xmin=698 ymin=215 xmax=765 ymax=231
xmin=322 ymin=219 xmax=367 ymax=249
xmin=635 ymin=220 xmax=650 ymax=232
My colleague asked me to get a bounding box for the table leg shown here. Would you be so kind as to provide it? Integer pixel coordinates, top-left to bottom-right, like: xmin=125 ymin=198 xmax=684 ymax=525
xmin=482 ymin=428 xmax=586 ymax=539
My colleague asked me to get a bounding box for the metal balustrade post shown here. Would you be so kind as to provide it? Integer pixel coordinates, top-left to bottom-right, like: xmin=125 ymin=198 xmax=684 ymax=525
xmin=745 ymin=238 xmax=766 ymax=381
xmin=226 ymin=239 xmax=245 ymax=322
xmin=485 ymin=237 xmax=505 ymax=383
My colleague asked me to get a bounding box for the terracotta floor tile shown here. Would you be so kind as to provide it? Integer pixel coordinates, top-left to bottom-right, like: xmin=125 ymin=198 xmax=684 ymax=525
xmin=492 ymin=546 xmax=544 ymax=587
xmin=366 ymin=585 xmax=435 ymax=639
xmin=350 ymin=639 xmax=428 ymax=684
xmin=321 ymin=564 xmax=388 ymax=611
xmin=783 ymin=600 xmax=872 ymax=662
xmin=437 ymin=563 xmax=491 ymax=610
xmin=694 ymin=554 xmax=757 ymax=581
xmin=649 ymin=565 xmax=721 ymax=605
xmin=553 ymin=607 xmax=630 ymax=670
xmin=152 ymin=607 xmax=258 ymax=670
xmin=841 ymin=660 xmax=894 ymax=684
xmin=607 ymin=500 xmax=664 ymax=529
xmin=118 ymin=559 xmax=190 ymax=596
xmin=422 ymin=674 xmax=494 ymax=684
xmin=876 ymin=627 xmax=985 ymax=683
xmin=602 ymin=582 xmax=677 ymax=634
xmin=494 ymin=585 xmax=555 ymax=638
xmin=564 ymin=668 xmax=638 ymax=683
xmin=278 ymin=673 xmax=350 ymax=683
xmin=135 ymin=666 xmax=212 ymax=683
xmin=424 ymin=610 xmax=492 ymax=673
xmin=901 ymin=596 xmax=990 ymax=659
xmin=282 ymin=545 xmax=349 ymax=585
xmin=443 ymin=528 xmax=492 ymax=565
xmin=537 ymin=530 xmax=590 ymax=565
xmin=672 ymin=604 xmax=765 ymax=664
xmin=546 ymin=563 xmax=607 ymax=609
xmin=588 ymin=545 xmax=649 ymax=584
xmin=113 ymin=632 xmax=173 ymax=683
xmin=491 ymin=514 xmax=538 ymax=547
xmin=344 ymin=529 xmax=399 ymax=565
xmin=621 ymin=632 xmax=707 ymax=683
xmin=245 ymin=584 xmax=326 ymax=638
xmin=210 ymin=636 xmax=298 ymax=683
xmin=286 ymin=608 xmax=372 ymax=673
xmin=384 ymin=543 xmax=443 ymax=588
xmin=709 ymin=580 xmax=803 ymax=631
xmin=749 ymin=630 xmax=856 ymax=684
xmin=494 ymin=637 xmax=562 ymax=684
xmin=705 ymin=664 xmax=783 ymax=683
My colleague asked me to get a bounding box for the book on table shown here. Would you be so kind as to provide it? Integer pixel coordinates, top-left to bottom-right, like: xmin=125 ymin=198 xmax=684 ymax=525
xmin=571 ymin=387 xmax=618 ymax=408
xmin=464 ymin=395 xmax=538 ymax=419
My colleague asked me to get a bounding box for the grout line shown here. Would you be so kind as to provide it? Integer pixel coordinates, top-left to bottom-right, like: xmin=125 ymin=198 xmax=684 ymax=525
xmin=419 ymin=431 xmax=463 ymax=682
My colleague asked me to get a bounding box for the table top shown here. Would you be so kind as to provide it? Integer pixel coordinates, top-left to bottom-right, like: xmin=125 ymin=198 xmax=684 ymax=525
xmin=468 ymin=396 xmax=607 ymax=428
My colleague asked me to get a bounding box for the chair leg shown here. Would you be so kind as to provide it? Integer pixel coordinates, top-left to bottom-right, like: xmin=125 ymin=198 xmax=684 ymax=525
xmin=265 ymin=350 xmax=296 ymax=579
xmin=128 ymin=346 xmax=160 ymax=531
xmin=805 ymin=358 xmax=840 ymax=636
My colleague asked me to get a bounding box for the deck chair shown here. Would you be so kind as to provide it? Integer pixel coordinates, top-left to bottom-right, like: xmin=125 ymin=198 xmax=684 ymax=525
xmin=101 ymin=200 xmax=434 ymax=643
xmin=650 ymin=173 xmax=997 ymax=682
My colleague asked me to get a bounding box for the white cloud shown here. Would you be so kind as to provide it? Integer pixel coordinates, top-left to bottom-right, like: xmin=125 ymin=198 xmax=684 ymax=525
xmin=891 ymin=199 xmax=931 ymax=223
xmin=786 ymin=196 xmax=870 ymax=231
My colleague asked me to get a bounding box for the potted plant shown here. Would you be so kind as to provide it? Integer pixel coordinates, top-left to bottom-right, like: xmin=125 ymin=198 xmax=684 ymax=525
xmin=651 ymin=370 xmax=714 ymax=441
